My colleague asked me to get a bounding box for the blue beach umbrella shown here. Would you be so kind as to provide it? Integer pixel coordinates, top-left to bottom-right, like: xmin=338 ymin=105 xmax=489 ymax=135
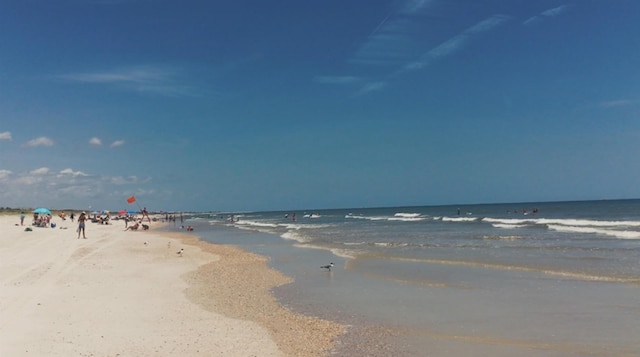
xmin=33 ymin=208 xmax=51 ymax=215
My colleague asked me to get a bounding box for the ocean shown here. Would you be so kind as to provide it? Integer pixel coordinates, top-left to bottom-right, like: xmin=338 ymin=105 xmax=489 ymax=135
xmin=173 ymin=199 xmax=640 ymax=356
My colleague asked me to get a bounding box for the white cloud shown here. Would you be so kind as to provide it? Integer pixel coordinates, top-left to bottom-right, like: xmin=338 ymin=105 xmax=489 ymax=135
xmin=0 ymin=170 xmax=12 ymax=180
xmin=110 ymin=140 xmax=125 ymax=147
xmin=89 ymin=137 xmax=103 ymax=146
xmin=30 ymin=167 xmax=50 ymax=175
xmin=15 ymin=175 xmax=43 ymax=185
xmin=24 ymin=137 xmax=54 ymax=147
xmin=0 ymin=132 xmax=12 ymax=140
xmin=0 ymin=166 xmax=155 ymax=210
xmin=59 ymin=168 xmax=89 ymax=177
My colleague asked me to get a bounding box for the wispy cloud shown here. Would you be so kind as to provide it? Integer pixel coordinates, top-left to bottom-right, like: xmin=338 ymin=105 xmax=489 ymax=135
xmin=88 ymin=0 xmax=137 ymax=4
xmin=350 ymin=18 xmax=420 ymax=66
xmin=541 ymin=4 xmax=571 ymax=17
xmin=24 ymin=137 xmax=54 ymax=147
xmin=599 ymin=99 xmax=636 ymax=108
xmin=400 ymin=0 xmax=434 ymax=15
xmin=110 ymin=175 xmax=145 ymax=185
xmin=401 ymin=14 xmax=510 ymax=73
xmin=523 ymin=4 xmax=572 ymax=26
xmin=0 ymin=131 xmax=12 ymax=140
xmin=346 ymin=0 xmax=511 ymax=95
xmin=314 ymin=76 xmax=360 ymax=85
xmin=89 ymin=137 xmax=102 ymax=146
xmin=350 ymin=0 xmax=437 ymax=67
xmin=357 ymin=82 xmax=387 ymax=95
xmin=110 ymin=140 xmax=125 ymax=148
xmin=57 ymin=65 xmax=198 ymax=97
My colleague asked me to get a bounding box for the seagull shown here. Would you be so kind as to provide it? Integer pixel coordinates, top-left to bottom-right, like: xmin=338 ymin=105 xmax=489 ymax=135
xmin=321 ymin=262 xmax=334 ymax=271
xmin=176 ymin=248 xmax=184 ymax=257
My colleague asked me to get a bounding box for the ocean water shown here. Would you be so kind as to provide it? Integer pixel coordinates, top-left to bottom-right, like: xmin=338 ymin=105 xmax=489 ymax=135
xmin=176 ymin=200 xmax=640 ymax=356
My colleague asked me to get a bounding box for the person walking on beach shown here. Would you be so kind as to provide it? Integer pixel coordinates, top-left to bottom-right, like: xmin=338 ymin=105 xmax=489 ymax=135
xmin=19 ymin=212 xmax=25 ymax=226
xmin=77 ymin=211 xmax=87 ymax=239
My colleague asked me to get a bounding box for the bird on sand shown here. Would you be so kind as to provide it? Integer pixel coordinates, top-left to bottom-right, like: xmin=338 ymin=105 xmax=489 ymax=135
xmin=176 ymin=248 xmax=184 ymax=257
xmin=321 ymin=262 xmax=334 ymax=271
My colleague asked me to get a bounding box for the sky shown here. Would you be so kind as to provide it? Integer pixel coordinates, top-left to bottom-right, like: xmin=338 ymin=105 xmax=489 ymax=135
xmin=1 ymin=0 xmax=639 ymax=212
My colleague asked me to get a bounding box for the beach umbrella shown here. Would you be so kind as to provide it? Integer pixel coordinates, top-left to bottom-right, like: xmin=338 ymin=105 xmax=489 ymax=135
xmin=119 ymin=209 xmax=127 ymax=216
xmin=33 ymin=208 xmax=51 ymax=215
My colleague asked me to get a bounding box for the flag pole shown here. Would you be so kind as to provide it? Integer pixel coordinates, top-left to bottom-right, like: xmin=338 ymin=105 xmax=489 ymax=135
xmin=126 ymin=195 xmax=150 ymax=223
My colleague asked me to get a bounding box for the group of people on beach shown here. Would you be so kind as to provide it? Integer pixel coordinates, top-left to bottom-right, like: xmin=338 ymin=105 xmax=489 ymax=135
xmin=31 ymin=213 xmax=52 ymax=227
xmin=19 ymin=209 xmax=153 ymax=239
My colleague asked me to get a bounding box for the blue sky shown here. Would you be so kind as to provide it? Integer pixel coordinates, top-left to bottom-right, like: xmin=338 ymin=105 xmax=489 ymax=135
xmin=1 ymin=0 xmax=639 ymax=212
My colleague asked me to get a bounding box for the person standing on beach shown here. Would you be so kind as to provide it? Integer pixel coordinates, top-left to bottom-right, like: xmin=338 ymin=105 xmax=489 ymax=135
xmin=142 ymin=207 xmax=151 ymax=223
xmin=77 ymin=212 xmax=87 ymax=239
xmin=19 ymin=212 xmax=25 ymax=226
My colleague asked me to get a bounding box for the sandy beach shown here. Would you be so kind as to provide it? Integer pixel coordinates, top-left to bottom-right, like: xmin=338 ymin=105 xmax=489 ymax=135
xmin=0 ymin=213 xmax=343 ymax=356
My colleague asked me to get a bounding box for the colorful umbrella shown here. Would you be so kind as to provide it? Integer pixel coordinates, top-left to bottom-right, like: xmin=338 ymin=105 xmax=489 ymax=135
xmin=33 ymin=208 xmax=51 ymax=215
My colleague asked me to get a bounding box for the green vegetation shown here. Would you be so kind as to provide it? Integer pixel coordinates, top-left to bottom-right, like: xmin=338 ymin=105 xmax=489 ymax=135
xmin=0 ymin=207 xmax=32 ymax=215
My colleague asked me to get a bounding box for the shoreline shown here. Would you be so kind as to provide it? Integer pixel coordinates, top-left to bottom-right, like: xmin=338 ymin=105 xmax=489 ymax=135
xmin=165 ymin=229 xmax=344 ymax=356
xmin=0 ymin=215 xmax=343 ymax=356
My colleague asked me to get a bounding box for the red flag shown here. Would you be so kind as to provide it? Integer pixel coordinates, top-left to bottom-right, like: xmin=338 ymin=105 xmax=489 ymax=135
xmin=127 ymin=196 xmax=136 ymax=204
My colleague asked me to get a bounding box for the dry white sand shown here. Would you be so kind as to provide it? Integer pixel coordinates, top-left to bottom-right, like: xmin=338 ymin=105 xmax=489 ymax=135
xmin=0 ymin=214 xmax=342 ymax=356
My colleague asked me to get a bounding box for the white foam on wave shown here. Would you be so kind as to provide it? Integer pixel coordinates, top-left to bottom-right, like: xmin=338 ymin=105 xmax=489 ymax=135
xmin=483 ymin=217 xmax=531 ymax=225
xmin=345 ymin=214 xmax=388 ymax=221
xmin=281 ymin=223 xmax=334 ymax=230
xmin=234 ymin=220 xmax=279 ymax=228
xmin=293 ymin=243 xmax=357 ymax=259
xmin=491 ymin=223 xmax=529 ymax=229
xmin=547 ymin=224 xmax=640 ymax=239
xmin=394 ymin=212 xmax=422 ymax=218
xmin=483 ymin=217 xmax=640 ymax=238
xmin=281 ymin=231 xmax=312 ymax=243
xmin=482 ymin=235 xmax=522 ymax=241
xmin=535 ymin=218 xmax=640 ymax=228
xmin=388 ymin=216 xmax=428 ymax=222
xmin=442 ymin=216 xmax=478 ymax=222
